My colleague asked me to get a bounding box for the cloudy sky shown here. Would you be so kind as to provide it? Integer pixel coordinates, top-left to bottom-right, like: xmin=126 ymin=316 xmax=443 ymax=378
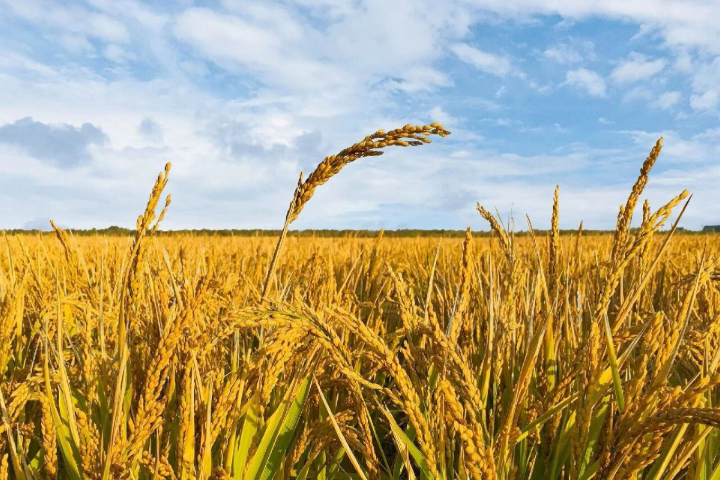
xmin=0 ymin=0 xmax=718 ymax=231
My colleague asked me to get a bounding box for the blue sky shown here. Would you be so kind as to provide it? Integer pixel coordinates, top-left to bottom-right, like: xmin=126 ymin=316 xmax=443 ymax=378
xmin=0 ymin=0 xmax=718 ymax=231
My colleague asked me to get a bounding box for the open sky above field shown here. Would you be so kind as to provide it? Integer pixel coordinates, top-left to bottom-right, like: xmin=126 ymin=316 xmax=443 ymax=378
xmin=0 ymin=0 xmax=718 ymax=231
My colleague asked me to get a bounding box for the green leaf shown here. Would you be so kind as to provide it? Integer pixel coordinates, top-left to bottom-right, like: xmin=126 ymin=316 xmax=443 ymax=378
xmin=549 ymin=409 xmax=575 ymax=479
xmin=645 ymin=424 xmax=691 ymax=480
xmin=245 ymin=374 xmax=312 ymax=480
xmin=602 ymin=314 xmax=624 ymax=412
xmin=379 ymin=405 xmax=434 ymax=480
xmin=233 ymin=391 xmax=261 ymax=479
xmin=515 ymin=394 xmax=575 ymax=443
xmin=295 ymin=457 xmax=314 ymax=480
xmin=44 ymin=360 xmax=82 ymax=480
xmin=578 ymin=404 xmax=608 ymax=479
xmin=710 ymin=457 xmax=720 ymax=480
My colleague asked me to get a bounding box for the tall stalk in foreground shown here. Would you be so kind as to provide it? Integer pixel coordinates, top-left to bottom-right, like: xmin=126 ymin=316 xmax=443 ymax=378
xmin=260 ymin=123 xmax=450 ymax=304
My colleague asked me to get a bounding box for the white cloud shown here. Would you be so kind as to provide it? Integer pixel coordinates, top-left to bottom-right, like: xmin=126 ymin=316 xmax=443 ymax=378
xmin=622 ymin=86 xmax=653 ymax=103
xmin=174 ymin=1 xmax=470 ymax=92
xmin=673 ymin=50 xmax=693 ymax=73
xmin=1 ymin=0 xmax=719 ymax=230
xmin=653 ymin=91 xmax=681 ymax=109
xmin=0 ymin=117 xmax=107 ymax=168
xmin=544 ymin=45 xmax=582 ymax=63
xmin=427 ymin=106 xmax=457 ymax=127
xmin=0 ymin=50 xmax=58 ymax=77
xmin=622 ymin=129 xmax=715 ymax=162
xmin=450 ymin=43 xmax=514 ymax=77
xmin=564 ymin=68 xmax=607 ymax=97
xmin=543 ymin=38 xmax=595 ymax=64
xmin=173 ymin=8 xmax=343 ymax=91
xmin=610 ymin=53 xmax=667 ymax=83
xmin=86 ymin=13 xmax=129 ymax=43
xmin=690 ymin=90 xmax=719 ymax=110
xmin=104 ymin=44 xmax=134 ymax=63
xmin=0 ymin=1 xmax=130 ymax=44
xmin=459 ymin=1 xmax=720 ymax=55
xmin=384 ymin=66 xmax=453 ymax=93
xmin=689 ymin=56 xmax=720 ymax=111
xmin=598 ymin=117 xmax=615 ymax=125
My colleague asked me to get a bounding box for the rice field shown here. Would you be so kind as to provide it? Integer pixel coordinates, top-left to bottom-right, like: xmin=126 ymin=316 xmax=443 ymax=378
xmin=1 ymin=125 xmax=719 ymax=479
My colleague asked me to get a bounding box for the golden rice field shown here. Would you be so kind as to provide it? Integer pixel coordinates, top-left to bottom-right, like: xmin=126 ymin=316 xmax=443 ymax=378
xmin=1 ymin=124 xmax=720 ymax=479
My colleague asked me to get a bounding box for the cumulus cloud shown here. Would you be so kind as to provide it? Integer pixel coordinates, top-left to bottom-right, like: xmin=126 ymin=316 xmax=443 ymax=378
xmin=564 ymin=68 xmax=607 ymax=97
xmin=690 ymin=90 xmax=719 ymax=111
xmin=450 ymin=43 xmax=514 ymax=77
xmin=209 ymin=117 xmax=290 ymax=161
xmin=689 ymin=56 xmax=720 ymax=111
xmin=544 ymin=46 xmax=581 ymax=64
xmin=622 ymin=128 xmax=716 ymax=162
xmin=610 ymin=53 xmax=667 ymax=83
xmin=0 ymin=0 xmax=719 ymax=230
xmin=543 ymin=39 xmax=595 ymax=64
xmin=427 ymin=106 xmax=457 ymax=127
xmin=173 ymin=2 xmax=468 ymax=92
xmin=652 ymin=91 xmax=682 ymax=109
xmin=173 ymin=7 xmax=340 ymax=90
xmin=0 ymin=117 xmax=107 ymax=168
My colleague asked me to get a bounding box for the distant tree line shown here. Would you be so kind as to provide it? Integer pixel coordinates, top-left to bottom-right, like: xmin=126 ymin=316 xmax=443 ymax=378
xmin=1 ymin=225 xmax=716 ymax=237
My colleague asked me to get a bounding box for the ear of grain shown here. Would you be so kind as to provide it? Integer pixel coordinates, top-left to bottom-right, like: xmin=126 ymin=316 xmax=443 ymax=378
xmin=261 ymin=124 xmax=450 ymax=304
xmin=2 ymin=136 xmax=718 ymax=480
xmin=611 ymin=137 xmax=662 ymax=265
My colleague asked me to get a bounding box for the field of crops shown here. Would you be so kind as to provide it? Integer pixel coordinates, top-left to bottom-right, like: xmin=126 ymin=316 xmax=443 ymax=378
xmin=1 ymin=125 xmax=719 ymax=479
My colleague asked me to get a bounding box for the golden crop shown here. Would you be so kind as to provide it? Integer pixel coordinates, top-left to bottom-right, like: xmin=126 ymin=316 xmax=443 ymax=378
xmin=0 ymin=125 xmax=719 ymax=479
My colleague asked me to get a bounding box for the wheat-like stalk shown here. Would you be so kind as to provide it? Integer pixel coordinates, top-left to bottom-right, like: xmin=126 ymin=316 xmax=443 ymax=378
xmin=261 ymin=123 xmax=450 ymax=304
xmin=2 ymin=135 xmax=718 ymax=480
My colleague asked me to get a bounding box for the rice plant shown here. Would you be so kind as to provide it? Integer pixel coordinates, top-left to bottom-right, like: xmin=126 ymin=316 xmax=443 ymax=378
xmin=0 ymin=126 xmax=719 ymax=479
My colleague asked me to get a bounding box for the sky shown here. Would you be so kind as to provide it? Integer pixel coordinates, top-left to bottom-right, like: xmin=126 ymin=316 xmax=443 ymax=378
xmin=0 ymin=0 xmax=718 ymax=231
